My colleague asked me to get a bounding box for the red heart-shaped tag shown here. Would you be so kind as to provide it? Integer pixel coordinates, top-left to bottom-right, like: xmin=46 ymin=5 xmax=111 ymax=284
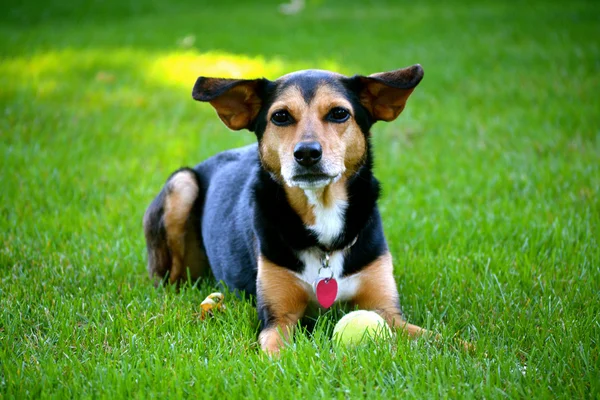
xmin=315 ymin=278 xmax=338 ymax=309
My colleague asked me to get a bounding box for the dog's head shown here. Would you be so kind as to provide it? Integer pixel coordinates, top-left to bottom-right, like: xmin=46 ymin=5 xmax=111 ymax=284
xmin=193 ymin=65 xmax=423 ymax=189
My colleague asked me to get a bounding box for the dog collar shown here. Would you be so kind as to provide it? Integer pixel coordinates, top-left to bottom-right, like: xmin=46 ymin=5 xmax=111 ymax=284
xmin=316 ymin=235 xmax=357 ymax=278
xmin=316 ymin=235 xmax=358 ymax=255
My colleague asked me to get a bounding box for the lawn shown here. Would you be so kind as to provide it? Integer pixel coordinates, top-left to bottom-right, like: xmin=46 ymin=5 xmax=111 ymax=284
xmin=1 ymin=0 xmax=599 ymax=397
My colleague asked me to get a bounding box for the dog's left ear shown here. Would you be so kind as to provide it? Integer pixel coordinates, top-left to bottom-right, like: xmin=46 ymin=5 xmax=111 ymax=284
xmin=192 ymin=77 xmax=270 ymax=131
xmin=350 ymin=64 xmax=424 ymax=122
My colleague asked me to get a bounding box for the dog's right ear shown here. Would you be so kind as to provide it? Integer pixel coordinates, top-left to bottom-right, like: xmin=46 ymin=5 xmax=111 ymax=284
xmin=349 ymin=65 xmax=424 ymax=122
xmin=192 ymin=77 xmax=270 ymax=131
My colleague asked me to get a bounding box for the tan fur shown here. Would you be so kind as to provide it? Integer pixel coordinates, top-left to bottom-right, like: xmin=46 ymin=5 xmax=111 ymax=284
xmin=359 ymin=82 xmax=415 ymax=122
xmin=257 ymin=256 xmax=309 ymax=353
xmin=358 ymin=65 xmax=423 ymax=122
xmin=163 ymin=171 xmax=206 ymax=284
xmin=207 ymin=80 xmax=263 ymax=130
xmin=320 ymin=175 xmax=348 ymax=208
xmin=352 ymin=253 xmax=428 ymax=338
xmin=285 ymin=186 xmax=316 ymax=225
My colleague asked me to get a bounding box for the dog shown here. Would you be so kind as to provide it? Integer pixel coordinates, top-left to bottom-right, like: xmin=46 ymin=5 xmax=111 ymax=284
xmin=143 ymin=64 xmax=428 ymax=353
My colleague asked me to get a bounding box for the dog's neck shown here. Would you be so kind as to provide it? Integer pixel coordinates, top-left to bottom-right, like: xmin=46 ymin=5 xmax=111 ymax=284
xmin=254 ymin=158 xmax=380 ymax=254
xmin=285 ymin=179 xmax=349 ymax=248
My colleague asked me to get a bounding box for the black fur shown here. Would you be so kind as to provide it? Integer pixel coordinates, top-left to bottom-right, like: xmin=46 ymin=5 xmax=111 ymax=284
xmin=192 ymin=77 xmax=270 ymax=103
xmin=278 ymin=70 xmax=345 ymax=103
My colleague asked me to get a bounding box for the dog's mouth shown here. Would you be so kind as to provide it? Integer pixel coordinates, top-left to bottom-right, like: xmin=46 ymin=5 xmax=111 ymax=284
xmin=290 ymin=173 xmax=341 ymax=189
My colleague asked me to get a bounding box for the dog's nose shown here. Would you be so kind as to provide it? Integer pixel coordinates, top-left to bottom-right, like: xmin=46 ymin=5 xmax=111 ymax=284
xmin=293 ymin=141 xmax=322 ymax=167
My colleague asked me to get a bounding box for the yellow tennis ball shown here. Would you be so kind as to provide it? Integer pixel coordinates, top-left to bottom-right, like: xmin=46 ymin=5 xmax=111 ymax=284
xmin=333 ymin=310 xmax=392 ymax=345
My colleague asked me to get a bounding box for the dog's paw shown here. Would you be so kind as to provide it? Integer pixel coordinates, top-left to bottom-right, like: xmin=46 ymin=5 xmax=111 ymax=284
xmin=258 ymin=327 xmax=288 ymax=355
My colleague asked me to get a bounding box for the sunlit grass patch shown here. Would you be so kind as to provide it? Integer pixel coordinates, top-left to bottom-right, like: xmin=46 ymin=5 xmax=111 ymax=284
xmin=148 ymin=50 xmax=286 ymax=83
xmin=1 ymin=47 xmax=344 ymax=94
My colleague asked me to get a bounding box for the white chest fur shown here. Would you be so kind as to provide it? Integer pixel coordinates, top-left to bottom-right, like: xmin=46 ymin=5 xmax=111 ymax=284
xmin=304 ymin=190 xmax=347 ymax=247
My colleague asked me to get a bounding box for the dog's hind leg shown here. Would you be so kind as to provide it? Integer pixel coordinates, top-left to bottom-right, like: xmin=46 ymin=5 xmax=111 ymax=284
xmin=143 ymin=168 xmax=208 ymax=286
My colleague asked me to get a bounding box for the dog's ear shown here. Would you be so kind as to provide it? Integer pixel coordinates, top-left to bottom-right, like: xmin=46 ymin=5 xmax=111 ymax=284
xmin=350 ymin=64 xmax=423 ymax=122
xmin=192 ymin=77 xmax=269 ymax=131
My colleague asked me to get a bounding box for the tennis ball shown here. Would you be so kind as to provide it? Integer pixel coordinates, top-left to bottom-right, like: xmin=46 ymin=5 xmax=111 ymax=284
xmin=333 ymin=310 xmax=392 ymax=345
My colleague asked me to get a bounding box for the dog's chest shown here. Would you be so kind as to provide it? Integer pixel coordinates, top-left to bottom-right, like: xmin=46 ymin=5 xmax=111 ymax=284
xmin=293 ymin=190 xmax=359 ymax=304
xmin=294 ymin=249 xmax=360 ymax=303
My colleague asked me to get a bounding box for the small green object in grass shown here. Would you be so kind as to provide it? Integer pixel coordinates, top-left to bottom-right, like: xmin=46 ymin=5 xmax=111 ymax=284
xmin=333 ymin=310 xmax=392 ymax=345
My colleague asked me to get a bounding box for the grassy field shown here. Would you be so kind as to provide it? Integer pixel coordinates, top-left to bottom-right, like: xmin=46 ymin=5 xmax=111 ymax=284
xmin=1 ymin=0 xmax=599 ymax=397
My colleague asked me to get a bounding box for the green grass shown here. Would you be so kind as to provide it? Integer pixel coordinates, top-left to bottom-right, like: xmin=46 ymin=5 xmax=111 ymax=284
xmin=1 ymin=0 xmax=599 ymax=397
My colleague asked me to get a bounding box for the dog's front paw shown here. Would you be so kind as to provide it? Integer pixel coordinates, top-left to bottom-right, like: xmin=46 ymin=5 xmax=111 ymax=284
xmin=258 ymin=327 xmax=288 ymax=354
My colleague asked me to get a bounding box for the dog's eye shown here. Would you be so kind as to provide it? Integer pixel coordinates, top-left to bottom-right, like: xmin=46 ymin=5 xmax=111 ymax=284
xmin=271 ymin=110 xmax=294 ymax=126
xmin=327 ymin=107 xmax=350 ymax=123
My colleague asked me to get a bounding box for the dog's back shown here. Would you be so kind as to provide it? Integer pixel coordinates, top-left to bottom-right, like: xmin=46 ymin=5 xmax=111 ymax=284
xmin=195 ymin=144 xmax=260 ymax=294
